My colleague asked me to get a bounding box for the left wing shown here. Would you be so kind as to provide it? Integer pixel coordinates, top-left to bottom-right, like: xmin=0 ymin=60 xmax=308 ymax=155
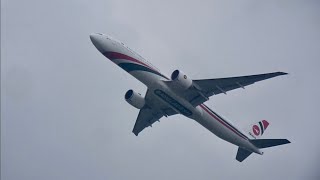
xmin=193 ymin=72 xmax=287 ymax=97
xmin=132 ymin=90 xmax=177 ymax=136
xmin=166 ymin=72 xmax=287 ymax=106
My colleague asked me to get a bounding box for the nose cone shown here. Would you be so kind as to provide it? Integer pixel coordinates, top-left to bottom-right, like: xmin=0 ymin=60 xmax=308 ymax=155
xmin=90 ymin=34 xmax=99 ymax=44
xmin=90 ymin=33 xmax=106 ymax=53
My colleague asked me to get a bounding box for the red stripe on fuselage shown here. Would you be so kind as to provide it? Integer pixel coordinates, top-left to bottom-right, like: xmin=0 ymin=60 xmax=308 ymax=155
xmin=199 ymin=104 xmax=248 ymax=140
xmin=104 ymin=51 xmax=169 ymax=80
xmin=105 ymin=52 xmax=157 ymax=72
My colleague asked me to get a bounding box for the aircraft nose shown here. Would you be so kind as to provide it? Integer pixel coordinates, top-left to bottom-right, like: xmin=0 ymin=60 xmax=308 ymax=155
xmin=90 ymin=33 xmax=106 ymax=53
xmin=90 ymin=33 xmax=101 ymax=46
xmin=90 ymin=34 xmax=95 ymax=41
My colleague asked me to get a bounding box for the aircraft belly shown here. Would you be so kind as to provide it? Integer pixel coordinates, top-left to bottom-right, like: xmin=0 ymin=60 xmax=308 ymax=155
xmin=195 ymin=108 xmax=249 ymax=147
xmin=150 ymin=83 xmax=203 ymax=118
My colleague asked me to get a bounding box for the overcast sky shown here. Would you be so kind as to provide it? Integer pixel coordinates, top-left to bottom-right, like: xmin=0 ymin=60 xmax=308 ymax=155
xmin=1 ymin=0 xmax=320 ymax=180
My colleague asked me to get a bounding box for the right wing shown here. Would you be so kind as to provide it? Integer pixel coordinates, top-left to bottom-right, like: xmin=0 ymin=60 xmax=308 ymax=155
xmin=132 ymin=89 xmax=177 ymax=136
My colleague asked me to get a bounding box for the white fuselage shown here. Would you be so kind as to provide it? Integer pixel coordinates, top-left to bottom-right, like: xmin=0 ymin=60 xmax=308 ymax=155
xmin=90 ymin=33 xmax=262 ymax=154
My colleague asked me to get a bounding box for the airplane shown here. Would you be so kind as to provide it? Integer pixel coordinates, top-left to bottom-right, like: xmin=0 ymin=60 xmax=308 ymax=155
xmin=90 ymin=33 xmax=290 ymax=162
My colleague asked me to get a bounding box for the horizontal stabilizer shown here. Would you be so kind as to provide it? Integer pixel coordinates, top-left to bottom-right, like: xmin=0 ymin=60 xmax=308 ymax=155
xmin=250 ymin=139 xmax=291 ymax=149
xmin=236 ymin=147 xmax=253 ymax=162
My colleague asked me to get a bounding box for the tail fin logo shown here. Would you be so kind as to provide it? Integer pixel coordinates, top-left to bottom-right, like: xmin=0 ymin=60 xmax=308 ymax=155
xmin=251 ymin=120 xmax=269 ymax=136
xmin=253 ymin=125 xmax=260 ymax=136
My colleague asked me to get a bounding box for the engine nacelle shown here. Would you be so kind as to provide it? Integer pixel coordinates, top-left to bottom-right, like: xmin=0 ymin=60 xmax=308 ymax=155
xmin=125 ymin=89 xmax=145 ymax=109
xmin=171 ymin=70 xmax=193 ymax=90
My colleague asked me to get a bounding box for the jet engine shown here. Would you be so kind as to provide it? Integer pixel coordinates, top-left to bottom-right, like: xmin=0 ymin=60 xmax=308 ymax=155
xmin=124 ymin=89 xmax=145 ymax=109
xmin=171 ymin=70 xmax=193 ymax=90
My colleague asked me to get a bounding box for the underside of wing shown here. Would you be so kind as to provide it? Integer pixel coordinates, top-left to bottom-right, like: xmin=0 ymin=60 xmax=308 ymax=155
xmin=132 ymin=89 xmax=177 ymax=136
xmin=163 ymin=72 xmax=287 ymax=107
xmin=193 ymin=72 xmax=287 ymax=97
xmin=132 ymin=107 xmax=162 ymax=136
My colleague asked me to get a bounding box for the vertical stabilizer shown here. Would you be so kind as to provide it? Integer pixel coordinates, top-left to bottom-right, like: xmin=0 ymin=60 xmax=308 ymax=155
xmin=247 ymin=120 xmax=269 ymax=139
